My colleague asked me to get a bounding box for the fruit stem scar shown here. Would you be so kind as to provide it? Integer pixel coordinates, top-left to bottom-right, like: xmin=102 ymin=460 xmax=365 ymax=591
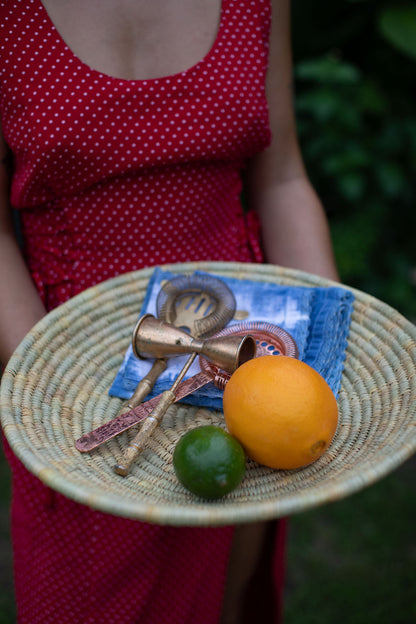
xmin=310 ymin=440 xmax=326 ymax=455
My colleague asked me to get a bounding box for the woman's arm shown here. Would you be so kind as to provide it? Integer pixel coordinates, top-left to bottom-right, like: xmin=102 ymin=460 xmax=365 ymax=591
xmin=0 ymin=127 xmax=46 ymax=366
xmin=248 ymin=0 xmax=339 ymax=281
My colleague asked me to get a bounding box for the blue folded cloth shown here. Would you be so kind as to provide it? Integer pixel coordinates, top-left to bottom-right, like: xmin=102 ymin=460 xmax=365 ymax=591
xmin=109 ymin=267 xmax=354 ymax=408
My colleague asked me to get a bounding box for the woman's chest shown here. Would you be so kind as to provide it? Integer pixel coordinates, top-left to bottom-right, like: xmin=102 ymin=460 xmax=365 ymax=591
xmin=40 ymin=0 xmax=222 ymax=81
xmin=0 ymin=0 xmax=272 ymax=204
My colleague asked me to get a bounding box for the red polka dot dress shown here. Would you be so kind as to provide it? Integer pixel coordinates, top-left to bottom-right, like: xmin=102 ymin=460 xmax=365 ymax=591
xmin=0 ymin=1 xmax=285 ymax=623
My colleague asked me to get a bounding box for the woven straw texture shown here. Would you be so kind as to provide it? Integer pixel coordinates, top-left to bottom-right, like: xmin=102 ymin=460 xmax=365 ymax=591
xmin=1 ymin=262 xmax=416 ymax=526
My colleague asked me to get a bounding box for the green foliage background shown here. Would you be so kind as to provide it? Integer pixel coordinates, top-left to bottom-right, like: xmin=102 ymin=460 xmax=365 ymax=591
xmin=285 ymin=4 xmax=416 ymax=623
xmin=292 ymin=0 xmax=416 ymax=321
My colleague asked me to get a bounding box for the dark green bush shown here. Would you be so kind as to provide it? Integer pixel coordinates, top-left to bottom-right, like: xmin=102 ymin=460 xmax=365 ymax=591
xmin=292 ymin=1 xmax=416 ymax=321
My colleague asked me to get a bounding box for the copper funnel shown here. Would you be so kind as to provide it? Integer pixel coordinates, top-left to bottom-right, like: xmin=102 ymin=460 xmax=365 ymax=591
xmin=132 ymin=314 xmax=256 ymax=373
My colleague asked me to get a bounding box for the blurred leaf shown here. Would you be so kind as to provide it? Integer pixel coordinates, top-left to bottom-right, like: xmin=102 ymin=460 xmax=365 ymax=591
xmin=336 ymin=105 xmax=363 ymax=132
xmin=375 ymin=122 xmax=406 ymax=155
xmin=300 ymin=133 xmax=340 ymax=160
xmin=296 ymin=89 xmax=342 ymax=122
xmin=374 ymin=161 xmax=407 ymax=197
xmin=296 ymin=88 xmax=362 ymax=130
xmin=377 ymin=5 xmax=416 ymax=60
xmin=357 ymin=81 xmax=389 ymax=115
xmin=323 ymin=145 xmax=371 ymax=175
xmin=331 ymin=211 xmax=378 ymax=277
xmin=295 ymin=55 xmax=361 ymax=84
xmin=336 ymin=172 xmax=367 ymax=202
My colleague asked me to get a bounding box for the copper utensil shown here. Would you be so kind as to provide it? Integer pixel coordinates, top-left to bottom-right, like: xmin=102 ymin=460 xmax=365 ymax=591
xmin=114 ymin=274 xmax=237 ymax=418
xmin=113 ymin=274 xmax=238 ymax=475
xmin=113 ymin=331 xmax=255 ymax=476
xmin=131 ymin=314 xmax=254 ymax=370
xmin=156 ymin=273 xmax=237 ymax=337
xmin=75 ymin=322 xmax=298 ymax=455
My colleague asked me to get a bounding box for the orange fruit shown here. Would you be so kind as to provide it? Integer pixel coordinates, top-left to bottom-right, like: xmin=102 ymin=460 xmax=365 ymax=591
xmin=222 ymin=355 xmax=338 ymax=470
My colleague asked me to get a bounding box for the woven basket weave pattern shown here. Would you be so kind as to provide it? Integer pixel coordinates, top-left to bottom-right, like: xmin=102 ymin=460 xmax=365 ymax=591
xmin=1 ymin=262 xmax=415 ymax=526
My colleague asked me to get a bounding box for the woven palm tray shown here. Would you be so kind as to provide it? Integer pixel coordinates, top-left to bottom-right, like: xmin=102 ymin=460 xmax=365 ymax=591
xmin=1 ymin=262 xmax=416 ymax=526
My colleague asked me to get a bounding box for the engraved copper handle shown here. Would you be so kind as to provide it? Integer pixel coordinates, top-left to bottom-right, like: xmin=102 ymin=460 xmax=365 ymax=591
xmin=74 ymin=368 xmax=219 ymax=453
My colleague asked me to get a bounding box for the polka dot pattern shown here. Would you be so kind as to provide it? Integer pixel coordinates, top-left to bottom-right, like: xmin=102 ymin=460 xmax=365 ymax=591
xmin=0 ymin=0 xmax=271 ymax=309
xmin=0 ymin=1 xmax=279 ymax=623
xmin=4 ymin=438 xmax=234 ymax=624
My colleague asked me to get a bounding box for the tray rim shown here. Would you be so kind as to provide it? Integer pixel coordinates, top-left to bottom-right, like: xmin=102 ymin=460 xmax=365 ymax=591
xmin=1 ymin=260 xmax=416 ymax=526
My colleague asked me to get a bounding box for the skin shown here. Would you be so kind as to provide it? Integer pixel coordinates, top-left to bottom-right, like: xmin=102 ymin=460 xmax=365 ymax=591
xmin=0 ymin=1 xmax=339 ymax=622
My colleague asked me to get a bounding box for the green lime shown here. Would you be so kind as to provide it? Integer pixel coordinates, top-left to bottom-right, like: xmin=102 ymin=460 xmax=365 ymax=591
xmin=173 ymin=425 xmax=246 ymax=499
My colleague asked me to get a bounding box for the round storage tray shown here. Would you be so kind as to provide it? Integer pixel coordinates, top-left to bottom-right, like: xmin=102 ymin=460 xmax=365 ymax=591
xmin=1 ymin=261 xmax=416 ymax=526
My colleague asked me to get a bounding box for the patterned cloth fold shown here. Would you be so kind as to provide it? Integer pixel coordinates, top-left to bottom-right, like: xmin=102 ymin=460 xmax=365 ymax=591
xmin=109 ymin=268 xmax=354 ymax=408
